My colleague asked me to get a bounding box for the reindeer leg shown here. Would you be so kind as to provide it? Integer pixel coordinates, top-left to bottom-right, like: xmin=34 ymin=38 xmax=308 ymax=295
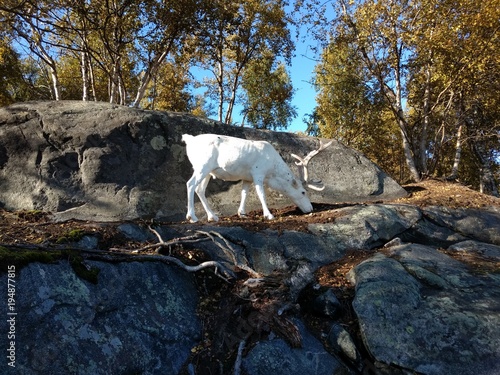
xmin=238 ymin=180 xmax=251 ymax=217
xmin=186 ymin=168 xmax=216 ymax=222
xmin=195 ymin=175 xmax=219 ymax=222
xmin=253 ymin=180 xmax=274 ymax=220
xmin=186 ymin=173 xmax=202 ymax=223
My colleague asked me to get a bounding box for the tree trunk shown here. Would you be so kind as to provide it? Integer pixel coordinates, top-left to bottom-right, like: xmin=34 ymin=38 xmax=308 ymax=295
xmin=133 ymin=69 xmax=152 ymax=108
xmin=449 ymin=123 xmax=464 ymax=179
xmin=449 ymin=92 xmax=465 ymax=180
xmin=48 ymin=64 xmax=61 ymax=101
xmin=37 ymin=45 xmax=60 ymax=100
xmin=132 ymin=50 xmax=169 ymax=108
xmin=81 ymin=51 xmax=89 ymax=101
xmin=109 ymin=78 xmax=116 ymax=104
xmin=217 ymin=57 xmax=224 ymax=122
xmin=224 ymin=71 xmax=241 ymax=124
xmin=109 ymin=62 xmax=120 ymax=104
xmin=420 ymin=60 xmax=432 ymax=175
xmin=118 ymin=73 xmax=126 ymax=105
xmin=472 ymin=141 xmax=499 ymax=197
xmin=89 ymin=58 xmax=97 ymax=101
xmin=26 ymin=24 xmax=60 ymax=100
xmin=394 ymin=52 xmax=420 ymax=182
xmin=399 ymin=122 xmax=420 ymax=182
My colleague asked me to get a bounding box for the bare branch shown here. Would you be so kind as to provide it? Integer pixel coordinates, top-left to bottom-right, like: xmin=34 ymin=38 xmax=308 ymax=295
xmin=80 ymin=248 xmax=235 ymax=282
xmin=0 ymin=232 xmax=235 ymax=281
xmin=110 ymin=232 xmax=210 ymax=254
xmin=195 ymin=230 xmax=261 ymax=278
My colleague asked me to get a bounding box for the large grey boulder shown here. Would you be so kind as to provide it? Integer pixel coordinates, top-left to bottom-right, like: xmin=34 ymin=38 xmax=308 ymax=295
xmin=0 ymin=101 xmax=407 ymax=222
xmin=308 ymin=204 xmax=499 ymax=250
xmin=348 ymin=243 xmax=500 ymax=375
xmin=0 ymin=261 xmax=201 ymax=375
xmin=423 ymin=206 xmax=500 ymax=245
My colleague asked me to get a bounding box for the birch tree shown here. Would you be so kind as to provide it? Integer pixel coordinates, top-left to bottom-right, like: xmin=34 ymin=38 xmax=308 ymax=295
xmin=241 ymin=51 xmax=297 ymax=129
xmin=336 ymin=0 xmax=421 ymax=181
xmin=1 ymin=0 xmax=63 ymax=100
xmin=193 ymin=0 xmax=293 ymax=124
xmin=131 ymin=0 xmax=202 ymax=108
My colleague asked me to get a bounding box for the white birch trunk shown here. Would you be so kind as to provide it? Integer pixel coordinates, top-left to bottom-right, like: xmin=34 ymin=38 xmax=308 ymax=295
xmin=81 ymin=51 xmax=89 ymax=101
xmin=132 ymin=50 xmax=169 ymax=108
xmin=449 ymin=123 xmax=463 ymax=179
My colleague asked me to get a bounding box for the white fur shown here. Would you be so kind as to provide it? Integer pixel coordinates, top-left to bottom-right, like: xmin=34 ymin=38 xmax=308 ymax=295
xmin=182 ymin=133 xmax=313 ymax=222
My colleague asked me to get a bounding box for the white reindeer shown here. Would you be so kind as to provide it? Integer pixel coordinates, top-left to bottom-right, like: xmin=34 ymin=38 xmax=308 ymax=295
xmin=182 ymin=133 xmax=332 ymax=223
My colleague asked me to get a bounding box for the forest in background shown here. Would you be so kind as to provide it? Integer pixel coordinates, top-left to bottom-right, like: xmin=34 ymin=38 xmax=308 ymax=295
xmin=0 ymin=0 xmax=498 ymax=195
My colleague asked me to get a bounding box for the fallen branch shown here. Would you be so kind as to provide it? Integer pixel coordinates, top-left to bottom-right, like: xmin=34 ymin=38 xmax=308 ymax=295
xmin=195 ymin=230 xmax=261 ymax=278
xmin=1 ymin=241 xmax=235 ymax=282
xmin=109 ymin=231 xmax=210 ymax=254
xmin=85 ymin=248 xmax=235 ymax=281
xmin=2 ymin=226 xmax=260 ymax=282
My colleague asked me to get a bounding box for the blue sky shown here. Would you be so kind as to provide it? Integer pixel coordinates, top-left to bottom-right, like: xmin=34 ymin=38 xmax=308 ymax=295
xmin=286 ymin=40 xmax=320 ymax=133
xmin=191 ymin=37 xmax=322 ymax=134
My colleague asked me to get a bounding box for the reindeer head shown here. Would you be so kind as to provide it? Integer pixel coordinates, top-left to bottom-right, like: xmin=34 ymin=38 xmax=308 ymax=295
xmin=291 ymin=140 xmax=333 ymax=191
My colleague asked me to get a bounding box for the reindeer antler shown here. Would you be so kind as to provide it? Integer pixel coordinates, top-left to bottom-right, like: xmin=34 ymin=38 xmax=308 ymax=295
xmin=291 ymin=140 xmax=333 ymax=191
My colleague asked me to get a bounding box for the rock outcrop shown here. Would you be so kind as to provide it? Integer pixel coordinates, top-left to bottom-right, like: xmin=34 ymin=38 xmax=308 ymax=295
xmin=1 ymin=204 xmax=498 ymax=374
xmin=1 ymin=261 xmax=201 ymax=374
xmin=0 ymin=101 xmax=407 ymax=222
xmin=349 ymin=242 xmax=500 ymax=375
xmin=0 ymin=101 xmax=499 ymax=375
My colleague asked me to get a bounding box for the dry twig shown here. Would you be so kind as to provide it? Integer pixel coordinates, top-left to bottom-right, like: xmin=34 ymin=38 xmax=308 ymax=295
xmin=195 ymin=230 xmax=261 ymax=278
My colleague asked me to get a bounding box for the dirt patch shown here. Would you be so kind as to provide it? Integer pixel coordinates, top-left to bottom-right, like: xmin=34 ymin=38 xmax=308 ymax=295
xmin=0 ymin=210 xmax=131 ymax=250
xmin=394 ymin=179 xmax=500 ymax=209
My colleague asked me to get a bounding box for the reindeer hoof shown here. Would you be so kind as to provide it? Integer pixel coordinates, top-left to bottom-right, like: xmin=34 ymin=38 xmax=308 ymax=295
xmin=187 ymin=214 xmax=198 ymax=223
xmin=207 ymin=215 xmax=219 ymax=222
